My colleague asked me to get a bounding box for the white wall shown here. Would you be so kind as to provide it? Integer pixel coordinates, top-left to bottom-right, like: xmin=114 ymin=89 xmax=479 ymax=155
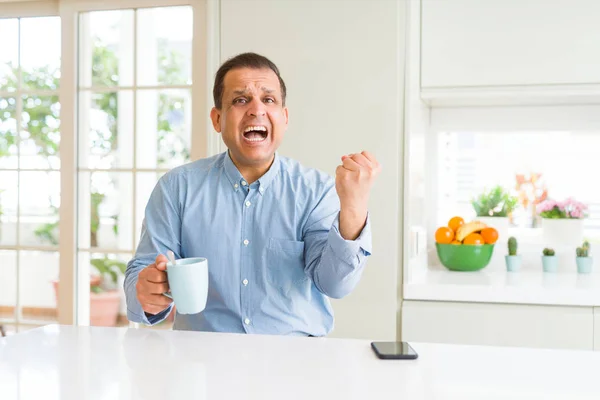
xmin=220 ymin=0 xmax=406 ymax=340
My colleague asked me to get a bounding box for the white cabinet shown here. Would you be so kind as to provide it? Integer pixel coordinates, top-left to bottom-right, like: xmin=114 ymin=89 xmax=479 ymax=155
xmin=595 ymin=308 xmax=600 ymax=350
xmin=421 ymin=0 xmax=600 ymax=88
xmin=402 ymin=300 xmax=594 ymax=350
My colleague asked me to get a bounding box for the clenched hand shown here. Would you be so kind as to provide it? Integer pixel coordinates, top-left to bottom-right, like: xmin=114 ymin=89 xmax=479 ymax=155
xmin=335 ymin=151 xmax=381 ymax=240
xmin=135 ymin=254 xmax=172 ymax=315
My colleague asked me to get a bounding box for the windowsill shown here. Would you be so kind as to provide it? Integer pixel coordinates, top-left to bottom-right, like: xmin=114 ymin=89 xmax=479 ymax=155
xmin=404 ymin=266 xmax=600 ymax=307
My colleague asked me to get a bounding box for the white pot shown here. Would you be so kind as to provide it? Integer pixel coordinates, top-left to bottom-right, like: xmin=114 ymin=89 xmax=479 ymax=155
xmin=475 ymin=216 xmax=510 ymax=243
xmin=541 ymin=218 xmax=584 ymax=247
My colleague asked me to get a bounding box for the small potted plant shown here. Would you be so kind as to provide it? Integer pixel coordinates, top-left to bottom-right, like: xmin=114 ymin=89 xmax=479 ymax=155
xmin=576 ymin=241 xmax=593 ymax=274
xmin=541 ymin=247 xmax=558 ymax=272
xmin=537 ymin=197 xmax=588 ymax=246
xmin=505 ymin=236 xmax=521 ymax=271
xmin=471 ymin=186 xmax=518 ymax=241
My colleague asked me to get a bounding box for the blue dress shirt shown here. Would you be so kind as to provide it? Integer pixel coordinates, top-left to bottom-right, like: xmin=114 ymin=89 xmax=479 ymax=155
xmin=125 ymin=151 xmax=372 ymax=336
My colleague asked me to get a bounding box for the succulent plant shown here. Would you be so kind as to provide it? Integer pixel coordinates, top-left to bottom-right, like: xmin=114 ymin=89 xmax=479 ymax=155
xmin=576 ymin=241 xmax=591 ymax=257
xmin=542 ymin=248 xmax=555 ymax=256
xmin=508 ymin=236 xmax=517 ymax=256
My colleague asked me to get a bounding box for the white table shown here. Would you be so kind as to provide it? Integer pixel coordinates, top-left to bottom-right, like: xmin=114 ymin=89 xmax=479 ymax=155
xmin=1 ymin=324 xmax=599 ymax=399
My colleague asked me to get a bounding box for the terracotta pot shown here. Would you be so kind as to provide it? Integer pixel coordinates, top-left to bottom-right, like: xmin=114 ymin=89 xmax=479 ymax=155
xmin=90 ymin=290 xmax=121 ymax=326
xmin=52 ymin=280 xmax=121 ymax=326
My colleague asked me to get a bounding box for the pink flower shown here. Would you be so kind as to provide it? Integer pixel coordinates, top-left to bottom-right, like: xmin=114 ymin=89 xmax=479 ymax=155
xmin=537 ymin=200 xmax=556 ymax=213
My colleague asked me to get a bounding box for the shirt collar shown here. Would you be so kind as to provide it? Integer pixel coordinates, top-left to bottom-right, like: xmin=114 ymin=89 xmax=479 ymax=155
xmin=223 ymin=151 xmax=281 ymax=194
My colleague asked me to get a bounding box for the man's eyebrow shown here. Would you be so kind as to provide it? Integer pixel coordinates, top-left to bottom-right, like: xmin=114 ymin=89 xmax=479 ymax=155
xmin=232 ymin=87 xmax=275 ymax=95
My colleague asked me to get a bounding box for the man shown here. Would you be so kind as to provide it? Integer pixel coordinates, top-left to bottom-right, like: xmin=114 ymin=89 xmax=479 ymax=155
xmin=125 ymin=52 xmax=381 ymax=336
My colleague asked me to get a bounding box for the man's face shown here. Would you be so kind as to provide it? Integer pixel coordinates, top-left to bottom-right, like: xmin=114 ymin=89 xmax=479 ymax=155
xmin=210 ymin=67 xmax=288 ymax=169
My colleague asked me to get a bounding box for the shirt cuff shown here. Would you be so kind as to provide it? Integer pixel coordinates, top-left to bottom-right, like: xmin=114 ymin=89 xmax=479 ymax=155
xmin=328 ymin=212 xmax=373 ymax=265
xmin=144 ymin=307 xmax=173 ymax=325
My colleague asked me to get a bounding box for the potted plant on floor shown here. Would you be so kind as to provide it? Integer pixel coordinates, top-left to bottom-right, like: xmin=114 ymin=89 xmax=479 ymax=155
xmin=541 ymin=247 xmax=558 ymax=272
xmin=471 ymin=185 xmax=518 ymax=242
xmin=505 ymin=236 xmax=521 ymax=272
xmin=52 ymin=256 xmax=126 ymax=326
xmin=41 ymin=191 xmax=126 ymax=326
xmin=576 ymin=241 xmax=593 ymax=274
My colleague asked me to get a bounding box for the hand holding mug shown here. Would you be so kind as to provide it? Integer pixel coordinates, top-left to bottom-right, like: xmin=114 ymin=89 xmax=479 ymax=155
xmin=136 ymin=254 xmax=173 ymax=315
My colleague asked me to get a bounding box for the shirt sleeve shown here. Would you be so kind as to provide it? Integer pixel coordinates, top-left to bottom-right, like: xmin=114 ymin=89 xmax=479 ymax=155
xmin=124 ymin=172 xmax=181 ymax=325
xmin=303 ymin=184 xmax=373 ymax=299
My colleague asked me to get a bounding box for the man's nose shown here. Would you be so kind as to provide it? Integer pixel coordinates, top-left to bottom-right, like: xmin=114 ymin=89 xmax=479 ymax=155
xmin=247 ymin=98 xmax=266 ymax=117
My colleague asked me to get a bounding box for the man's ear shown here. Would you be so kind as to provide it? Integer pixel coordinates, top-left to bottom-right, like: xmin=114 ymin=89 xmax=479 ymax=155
xmin=283 ymin=106 xmax=289 ymax=127
xmin=210 ymin=107 xmax=222 ymax=132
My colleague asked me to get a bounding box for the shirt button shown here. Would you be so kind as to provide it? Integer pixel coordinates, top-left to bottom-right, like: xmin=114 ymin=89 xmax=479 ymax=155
xmin=259 ymin=187 xmax=264 ymax=193
xmin=243 ymin=279 xmax=248 ymax=286
xmin=245 ymin=201 xmax=251 ymax=207
xmin=234 ymin=183 xmax=239 ymax=189
xmin=244 ymin=318 xmax=250 ymax=325
xmin=243 ymin=239 xmax=249 ymax=246
xmin=241 ymin=181 xmax=247 ymax=186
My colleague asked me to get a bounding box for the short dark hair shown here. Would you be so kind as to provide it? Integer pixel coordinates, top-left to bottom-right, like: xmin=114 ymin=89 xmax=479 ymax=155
xmin=212 ymin=52 xmax=287 ymax=109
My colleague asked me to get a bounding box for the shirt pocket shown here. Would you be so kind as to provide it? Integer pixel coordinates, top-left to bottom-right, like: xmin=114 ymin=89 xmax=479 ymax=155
xmin=266 ymin=238 xmax=308 ymax=294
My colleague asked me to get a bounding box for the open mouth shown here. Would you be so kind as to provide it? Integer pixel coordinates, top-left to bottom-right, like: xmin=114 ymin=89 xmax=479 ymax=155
xmin=243 ymin=125 xmax=268 ymax=142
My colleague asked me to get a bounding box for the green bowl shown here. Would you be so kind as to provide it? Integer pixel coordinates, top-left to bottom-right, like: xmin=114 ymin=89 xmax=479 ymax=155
xmin=435 ymin=243 xmax=495 ymax=272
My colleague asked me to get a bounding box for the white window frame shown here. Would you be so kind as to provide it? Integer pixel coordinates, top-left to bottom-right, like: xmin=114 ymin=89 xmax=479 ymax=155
xmin=0 ymin=0 xmax=221 ymax=329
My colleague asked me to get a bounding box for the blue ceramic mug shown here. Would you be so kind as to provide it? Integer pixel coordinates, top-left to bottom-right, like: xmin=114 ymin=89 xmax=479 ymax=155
xmin=163 ymin=257 xmax=208 ymax=314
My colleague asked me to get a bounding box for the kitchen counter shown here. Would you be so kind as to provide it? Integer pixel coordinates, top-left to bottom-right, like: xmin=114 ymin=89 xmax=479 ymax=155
xmin=1 ymin=324 xmax=600 ymax=399
xmin=405 ymin=266 xmax=600 ymax=306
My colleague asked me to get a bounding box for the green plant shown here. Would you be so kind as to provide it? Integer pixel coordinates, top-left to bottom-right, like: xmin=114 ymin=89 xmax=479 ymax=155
xmin=576 ymin=241 xmax=591 ymax=257
xmin=471 ymin=186 xmax=519 ymax=217
xmin=90 ymin=257 xmax=127 ymax=293
xmin=542 ymin=248 xmax=555 ymax=256
xmin=508 ymin=236 xmax=518 ymax=256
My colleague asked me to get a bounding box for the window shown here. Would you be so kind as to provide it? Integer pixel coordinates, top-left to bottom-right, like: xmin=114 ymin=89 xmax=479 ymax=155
xmin=0 ymin=16 xmax=61 ymax=334
xmin=75 ymin=6 xmax=193 ymax=327
xmin=0 ymin=0 xmax=211 ymax=333
xmin=436 ymin=130 xmax=600 ymax=237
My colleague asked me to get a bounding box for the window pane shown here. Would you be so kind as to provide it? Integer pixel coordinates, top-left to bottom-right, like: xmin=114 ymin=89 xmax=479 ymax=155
xmin=19 ymin=251 xmax=59 ymax=324
xmin=0 ymin=171 xmax=18 ymax=246
xmin=0 ymin=250 xmax=17 ymax=320
xmin=0 ymin=97 xmax=18 ymax=169
xmin=137 ymin=6 xmax=192 ymax=86
xmin=0 ymin=19 xmax=18 ymax=92
xmin=20 ymin=17 xmax=61 ymax=91
xmin=79 ymin=90 xmax=133 ymax=169
xmin=79 ymin=10 xmax=134 ymax=87
xmin=78 ymin=171 xmax=133 ymax=250
xmin=136 ymin=89 xmax=191 ymax=169
xmin=19 ymin=171 xmax=60 ymax=246
xmin=82 ymin=252 xmax=131 ymax=327
xmin=20 ymin=95 xmax=60 ymax=169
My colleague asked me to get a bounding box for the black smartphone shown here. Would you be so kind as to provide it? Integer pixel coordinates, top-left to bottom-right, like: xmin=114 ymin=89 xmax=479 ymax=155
xmin=370 ymin=341 xmax=418 ymax=360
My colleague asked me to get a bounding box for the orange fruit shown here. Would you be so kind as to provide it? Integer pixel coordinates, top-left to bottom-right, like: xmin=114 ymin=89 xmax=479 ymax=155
xmin=463 ymin=233 xmax=484 ymax=245
xmin=435 ymin=227 xmax=454 ymax=244
xmin=481 ymin=227 xmax=499 ymax=244
xmin=451 ymin=240 xmax=461 ymax=245
xmin=448 ymin=216 xmax=464 ymax=233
